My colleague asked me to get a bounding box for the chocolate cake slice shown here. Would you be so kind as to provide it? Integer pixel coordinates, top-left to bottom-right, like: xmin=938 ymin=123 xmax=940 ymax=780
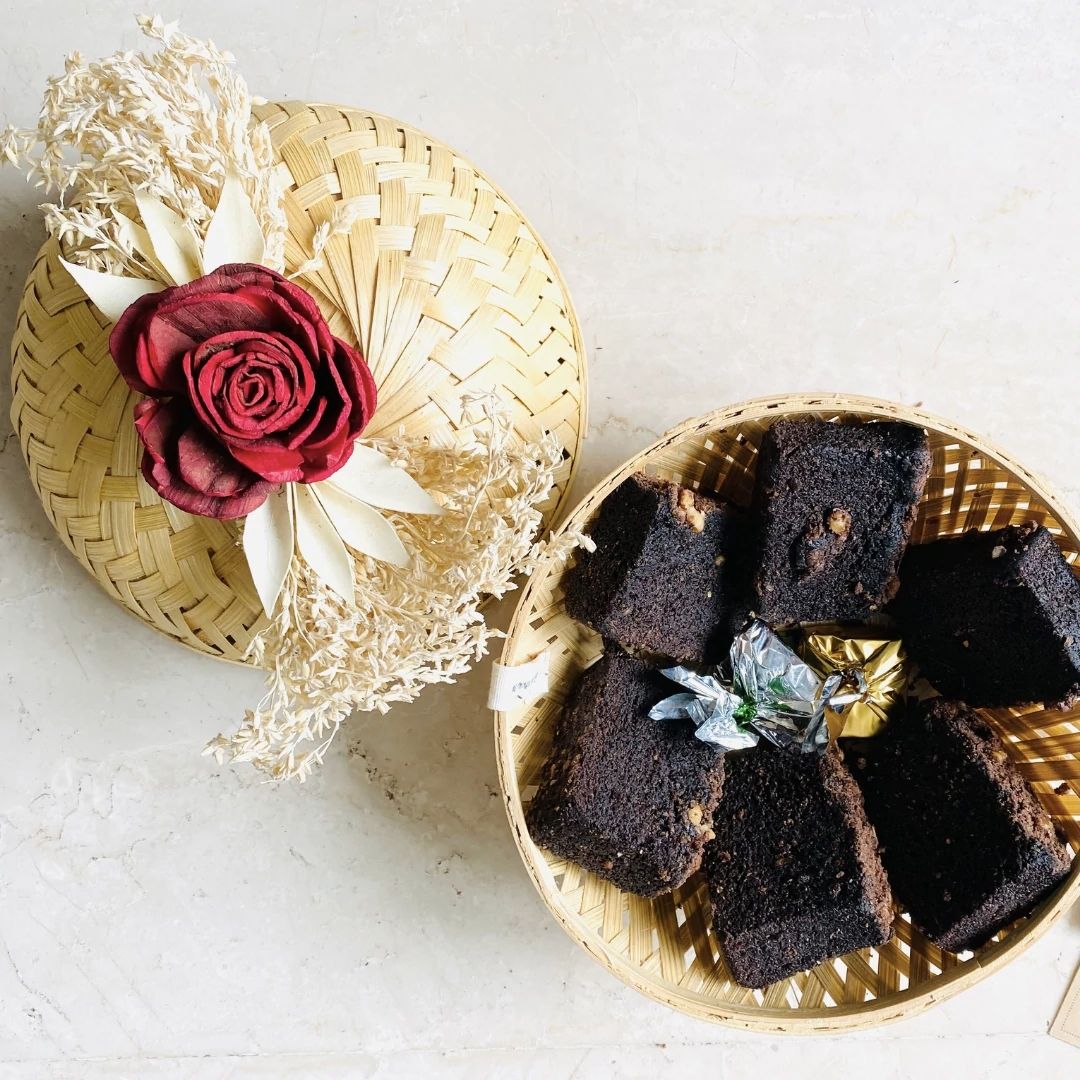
xmin=892 ymin=523 xmax=1080 ymax=707
xmin=848 ymin=700 xmax=1071 ymax=953
xmin=564 ymin=472 xmax=743 ymax=664
xmin=751 ymin=418 xmax=931 ymax=624
xmin=526 ymin=651 xmax=725 ymax=898
xmin=704 ymin=743 xmax=893 ymax=988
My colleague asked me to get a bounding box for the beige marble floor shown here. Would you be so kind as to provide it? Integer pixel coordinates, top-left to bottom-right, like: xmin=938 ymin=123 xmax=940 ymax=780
xmin=1 ymin=1 xmax=1079 ymax=1076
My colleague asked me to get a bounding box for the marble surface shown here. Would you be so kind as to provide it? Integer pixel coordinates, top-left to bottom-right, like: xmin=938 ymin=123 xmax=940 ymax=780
xmin=2 ymin=1 xmax=1080 ymax=1076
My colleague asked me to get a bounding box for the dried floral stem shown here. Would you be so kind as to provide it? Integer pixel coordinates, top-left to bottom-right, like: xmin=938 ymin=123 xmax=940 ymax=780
xmin=1 ymin=14 xmax=286 ymax=272
xmin=207 ymin=394 xmax=583 ymax=781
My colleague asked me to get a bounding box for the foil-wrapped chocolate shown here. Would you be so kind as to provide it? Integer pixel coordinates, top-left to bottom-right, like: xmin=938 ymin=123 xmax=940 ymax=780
xmin=799 ymin=633 xmax=910 ymax=739
xmin=649 ymin=620 xmax=840 ymax=754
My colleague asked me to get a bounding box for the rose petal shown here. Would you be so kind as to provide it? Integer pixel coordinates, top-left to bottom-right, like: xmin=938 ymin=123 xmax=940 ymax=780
xmin=227 ymin=440 xmax=306 ymax=484
xmin=134 ymin=399 xmax=274 ymax=519
xmin=185 ymin=330 xmax=313 ymax=442
xmin=143 ymin=292 xmax=278 ymax=382
xmin=220 ymin=265 xmax=333 ymax=343
xmin=282 ymin=345 xmax=355 ymax=461
xmin=111 ymin=288 xmax=179 ymax=394
xmin=280 ymin=393 xmax=330 ymax=453
xmin=299 ymin=339 xmax=376 ymax=455
xmin=336 ymin=339 xmax=378 ymax=433
xmin=175 ymin=426 xmax=256 ymax=497
xmin=233 ymin=284 xmax=324 ymax=358
xmin=143 ymin=462 xmax=272 ymax=519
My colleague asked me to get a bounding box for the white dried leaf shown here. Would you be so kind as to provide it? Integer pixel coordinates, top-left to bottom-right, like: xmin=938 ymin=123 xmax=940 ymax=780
xmin=135 ymin=190 xmax=202 ymax=284
xmin=293 ymin=483 xmax=356 ymax=604
xmin=59 ymin=257 xmax=165 ymax=321
xmin=242 ymin=485 xmax=295 ymax=617
xmin=313 ymin=482 xmax=410 ymax=567
xmin=113 ymin=211 xmax=169 ymax=280
xmin=202 ymin=169 xmax=266 ymax=271
xmin=325 ymin=445 xmax=442 ymax=515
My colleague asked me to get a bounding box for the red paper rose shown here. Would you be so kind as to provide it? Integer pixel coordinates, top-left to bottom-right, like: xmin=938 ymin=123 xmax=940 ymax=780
xmin=110 ymin=263 xmax=377 ymax=519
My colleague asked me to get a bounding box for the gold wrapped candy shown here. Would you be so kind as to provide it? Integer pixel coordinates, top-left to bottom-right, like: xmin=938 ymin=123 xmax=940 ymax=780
xmin=799 ymin=634 xmax=910 ymax=739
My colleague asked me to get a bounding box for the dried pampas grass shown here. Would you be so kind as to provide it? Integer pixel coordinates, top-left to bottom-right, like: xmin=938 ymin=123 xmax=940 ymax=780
xmin=207 ymin=393 xmax=586 ymax=780
xmin=1 ymin=14 xmax=287 ymax=274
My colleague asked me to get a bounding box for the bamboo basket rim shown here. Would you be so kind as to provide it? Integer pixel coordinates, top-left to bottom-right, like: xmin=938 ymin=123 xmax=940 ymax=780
xmin=495 ymin=391 xmax=1080 ymax=1033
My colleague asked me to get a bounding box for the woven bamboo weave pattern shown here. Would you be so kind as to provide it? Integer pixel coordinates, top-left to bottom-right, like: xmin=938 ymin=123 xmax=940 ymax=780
xmin=9 ymin=101 xmax=586 ymax=661
xmin=496 ymin=394 xmax=1080 ymax=1032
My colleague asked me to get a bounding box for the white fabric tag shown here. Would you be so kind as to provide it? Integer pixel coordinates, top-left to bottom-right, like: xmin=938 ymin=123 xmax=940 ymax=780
xmin=488 ymin=651 xmax=550 ymax=711
xmin=1051 ymin=959 xmax=1080 ymax=1049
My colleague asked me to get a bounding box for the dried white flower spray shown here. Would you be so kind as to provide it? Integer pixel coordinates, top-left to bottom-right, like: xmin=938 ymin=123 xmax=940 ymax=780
xmin=1 ymin=14 xmax=287 ymax=273
xmin=208 ymin=393 xmax=583 ymax=780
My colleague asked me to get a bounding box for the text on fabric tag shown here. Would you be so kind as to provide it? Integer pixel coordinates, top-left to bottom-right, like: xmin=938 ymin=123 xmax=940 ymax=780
xmin=488 ymin=651 xmax=550 ymax=712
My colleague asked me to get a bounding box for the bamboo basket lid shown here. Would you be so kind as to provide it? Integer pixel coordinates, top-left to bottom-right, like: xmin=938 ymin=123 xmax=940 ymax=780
xmin=9 ymin=101 xmax=586 ymax=662
xmin=496 ymin=393 xmax=1080 ymax=1032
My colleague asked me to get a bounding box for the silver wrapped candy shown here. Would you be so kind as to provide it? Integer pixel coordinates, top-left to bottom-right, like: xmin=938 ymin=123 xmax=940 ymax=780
xmin=649 ymin=619 xmax=843 ymax=754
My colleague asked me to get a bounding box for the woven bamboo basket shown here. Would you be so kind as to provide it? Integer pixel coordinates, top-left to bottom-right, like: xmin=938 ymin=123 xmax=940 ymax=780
xmin=9 ymin=100 xmax=586 ymax=662
xmin=496 ymin=393 xmax=1080 ymax=1032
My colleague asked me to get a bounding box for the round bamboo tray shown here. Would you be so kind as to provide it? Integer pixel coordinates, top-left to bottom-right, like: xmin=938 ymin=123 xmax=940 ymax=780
xmin=9 ymin=100 xmax=586 ymax=662
xmin=496 ymin=393 xmax=1080 ymax=1032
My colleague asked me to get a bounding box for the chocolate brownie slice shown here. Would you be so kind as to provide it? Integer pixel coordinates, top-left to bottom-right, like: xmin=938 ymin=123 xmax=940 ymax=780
xmin=526 ymin=651 xmax=726 ymax=898
xmin=564 ymin=472 xmax=744 ymax=664
xmin=892 ymin=523 xmax=1080 ymax=707
xmin=848 ymin=700 xmax=1071 ymax=953
xmin=751 ymin=418 xmax=931 ymax=624
xmin=704 ymin=743 xmax=893 ymax=988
